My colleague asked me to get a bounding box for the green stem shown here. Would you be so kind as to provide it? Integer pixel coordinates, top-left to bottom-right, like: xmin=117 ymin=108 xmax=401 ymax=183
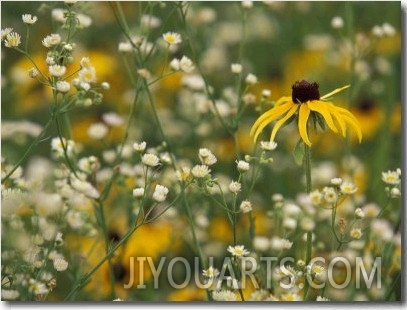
xmin=303 ymin=143 xmax=312 ymax=300
xmin=96 ymin=199 xmax=117 ymax=299
xmin=64 ymin=221 xmax=143 ymax=301
xmin=303 ymin=143 xmax=312 ymax=194
xmin=182 ymin=193 xmax=212 ymax=301
xmin=386 ymin=272 xmax=400 ymax=301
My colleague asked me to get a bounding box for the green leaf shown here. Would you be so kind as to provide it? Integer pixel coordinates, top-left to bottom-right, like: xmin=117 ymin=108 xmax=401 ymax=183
xmin=292 ymin=139 xmax=304 ymax=166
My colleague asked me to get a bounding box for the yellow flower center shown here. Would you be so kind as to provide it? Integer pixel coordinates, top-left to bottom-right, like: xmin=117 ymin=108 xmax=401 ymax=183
xmin=292 ymin=80 xmax=320 ymax=103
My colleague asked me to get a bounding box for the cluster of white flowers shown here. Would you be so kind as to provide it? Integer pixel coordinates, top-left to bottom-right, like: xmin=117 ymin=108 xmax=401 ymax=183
xmin=152 ymin=184 xmax=169 ymax=202
xmin=382 ymin=168 xmax=401 ymax=198
xmin=1 ymin=30 xmax=21 ymax=48
xmin=198 ymin=148 xmax=217 ymax=166
xmin=170 ymin=56 xmax=195 ymax=73
xmin=42 ymin=33 xmax=62 ymax=48
xmin=371 ymin=22 xmax=396 ymax=37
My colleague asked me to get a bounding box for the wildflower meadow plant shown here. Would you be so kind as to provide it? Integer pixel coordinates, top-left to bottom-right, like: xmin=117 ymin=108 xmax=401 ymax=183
xmin=1 ymin=1 xmax=402 ymax=302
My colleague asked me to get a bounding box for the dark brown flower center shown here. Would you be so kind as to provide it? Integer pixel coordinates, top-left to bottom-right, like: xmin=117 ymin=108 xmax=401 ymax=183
xmin=292 ymin=80 xmax=320 ymax=103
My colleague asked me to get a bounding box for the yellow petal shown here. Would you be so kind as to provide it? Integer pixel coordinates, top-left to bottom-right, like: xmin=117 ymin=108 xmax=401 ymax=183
xmin=339 ymin=113 xmax=363 ymax=143
xmin=251 ymin=102 xmax=294 ymax=141
xmin=307 ymin=100 xmax=339 ymax=134
xmin=269 ymin=105 xmax=299 ymax=142
xmin=275 ymin=96 xmax=292 ymax=106
xmin=327 ymin=104 xmax=347 ymax=137
xmin=298 ymin=103 xmax=312 ymax=146
xmin=320 ymin=85 xmax=350 ymax=100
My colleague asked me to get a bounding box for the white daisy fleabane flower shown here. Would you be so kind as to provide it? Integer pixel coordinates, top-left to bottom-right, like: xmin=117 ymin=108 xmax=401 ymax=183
xmin=262 ymin=89 xmax=271 ymax=98
xmin=152 ymin=184 xmax=169 ymax=202
xmin=229 ymin=181 xmax=241 ymax=194
xmin=191 ymin=165 xmax=211 ymax=178
xmin=42 ymin=33 xmax=61 ymax=48
xmin=142 ymin=153 xmax=160 ymax=167
xmin=322 ymin=187 xmax=338 ymax=203
xmin=87 ymin=122 xmax=108 ymax=140
xmin=63 ymin=43 xmax=73 ymax=51
xmin=133 ymin=188 xmax=145 ymax=198
xmin=4 ymin=32 xmax=21 ymax=48
xmin=102 ymin=112 xmax=124 ymax=127
xmin=22 ymin=14 xmax=38 ymax=24
xmin=390 ymin=187 xmax=401 ymax=198
xmin=253 ymin=236 xmax=269 ymax=252
xmin=227 ymin=245 xmax=249 ymax=257
xmin=236 ymin=160 xmax=250 ymax=173
xmin=170 ymin=56 xmax=194 ymax=73
xmin=179 ymin=56 xmax=194 ymax=72
xmin=53 ymin=257 xmax=68 ymax=271
xmin=141 ymin=14 xmax=162 ymax=29
xmin=118 ymin=41 xmax=133 ymax=53
xmin=101 ymin=82 xmax=110 ymax=90
xmin=350 ymin=228 xmax=363 ymax=240
xmin=260 ymin=141 xmax=277 ymax=151
xmin=162 ymin=32 xmax=182 ymax=45
xmin=340 ymin=182 xmax=358 ymax=194
xmin=1 ymin=28 xmax=13 ymax=40
xmin=28 ymin=68 xmax=39 ymax=78
xmin=202 ymin=266 xmax=220 ymax=279
xmin=1 ymin=289 xmax=20 ymax=300
xmin=381 ymin=170 xmax=401 ymax=185
xmin=330 ymin=177 xmax=343 ymax=185
xmin=198 ymin=148 xmax=217 ymax=166
xmin=239 ymin=200 xmax=252 ymax=213
xmin=270 ymin=236 xmax=293 ymax=251
xmin=80 ymin=56 xmax=92 ymax=68
xmin=56 ymin=81 xmax=71 ymax=93
xmin=231 ymin=63 xmax=242 ymax=74
xmin=78 ymin=66 xmax=97 ymax=84
xmin=309 ymin=190 xmax=323 ymax=206
xmin=49 ymin=64 xmax=66 ymax=77
xmin=51 ymin=137 xmax=75 ymax=157
xmin=77 ymin=13 xmax=92 ymax=28
xmin=331 ymin=16 xmax=344 ymax=29
xmin=175 ymin=167 xmax=191 ymax=182
xmin=212 ymin=290 xmax=238 ymax=301
xmin=245 ymin=73 xmax=258 ymax=85
xmin=133 ymin=141 xmax=147 ymax=152
xmin=354 ymin=208 xmax=365 ymax=219
xmin=170 ymin=58 xmax=181 ymax=71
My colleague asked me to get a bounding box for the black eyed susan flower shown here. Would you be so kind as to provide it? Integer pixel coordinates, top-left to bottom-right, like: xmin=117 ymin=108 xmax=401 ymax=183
xmin=250 ymin=80 xmax=362 ymax=146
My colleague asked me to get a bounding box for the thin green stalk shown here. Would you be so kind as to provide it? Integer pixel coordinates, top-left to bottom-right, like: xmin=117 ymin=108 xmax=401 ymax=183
xmin=95 ymin=199 xmax=117 ymax=300
xmin=303 ymin=143 xmax=312 ymax=300
xmin=303 ymin=144 xmax=312 ymax=194
xmin=55 ymin=111 xmax=78 ymax=177
xmin=385 ymin=272 xmax=400 ymax=301
xmin=64 ymin=221 xmax=144 ymax=301
xmin=182 ymin=193 xmax=212 ymax=301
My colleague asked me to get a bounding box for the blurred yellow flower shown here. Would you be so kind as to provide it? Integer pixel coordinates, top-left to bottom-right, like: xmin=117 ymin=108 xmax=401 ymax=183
xmin=251 ymin=80 xmax=362 ymax=146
